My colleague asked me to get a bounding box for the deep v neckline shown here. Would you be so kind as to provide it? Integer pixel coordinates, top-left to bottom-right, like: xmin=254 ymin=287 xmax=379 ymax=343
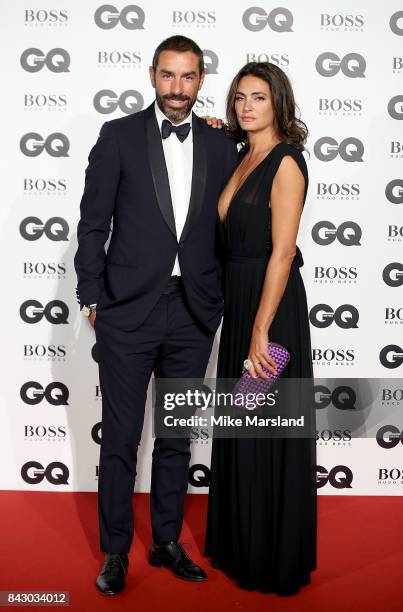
xmin=219 ymin=141 xmax=283 ymax=225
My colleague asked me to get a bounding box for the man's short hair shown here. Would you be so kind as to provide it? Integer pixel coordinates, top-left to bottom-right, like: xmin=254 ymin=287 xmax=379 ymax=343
xmin=152 ymin=35 xmax=204 ymax=75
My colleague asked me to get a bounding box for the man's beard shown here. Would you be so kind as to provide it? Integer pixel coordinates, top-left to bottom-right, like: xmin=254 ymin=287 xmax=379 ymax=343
xmin=156 ymin=92 xmax=196 ymax=123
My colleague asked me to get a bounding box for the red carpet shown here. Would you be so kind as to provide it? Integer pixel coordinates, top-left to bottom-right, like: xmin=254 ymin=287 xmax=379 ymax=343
xmin=0 ymin=492 xmax=402 ymax=611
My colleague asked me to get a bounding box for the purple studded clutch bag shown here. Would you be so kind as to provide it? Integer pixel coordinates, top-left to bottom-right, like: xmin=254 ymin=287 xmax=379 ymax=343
xmin=232 ymin=342 xmax=290 ymax=410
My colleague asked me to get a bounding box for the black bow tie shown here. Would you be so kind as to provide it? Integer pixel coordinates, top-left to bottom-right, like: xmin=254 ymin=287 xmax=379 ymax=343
xmin=161 ymin=119 xmax=191 ymax=142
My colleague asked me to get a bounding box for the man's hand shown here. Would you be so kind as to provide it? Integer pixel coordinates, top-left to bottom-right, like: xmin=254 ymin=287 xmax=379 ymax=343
xmin=89 ymin=310 xmax=96 ymax=327
xmin=202 ymin=116 xmax=224 ymax=129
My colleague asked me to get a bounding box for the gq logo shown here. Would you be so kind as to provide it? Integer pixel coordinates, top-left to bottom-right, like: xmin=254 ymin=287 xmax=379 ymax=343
xmin=390 ymin=11 xmax=403 ymax=36
xmin=20 ymin=300 xmax=69 ymax=324
xmin=376 ymin=425 xmax=403 ymax=449
xmin=316 ymin=465 xmax=353 ymax=489
xmin=382 ymin=262 xmax=403 ymax=287
xmin=20 ymin=381 xmax=69 ymax=406
xmin=312 ymin=221 xmax=362 ymax=246
xmin=189 ymin=464 xmax=210 ymax=487
xmin=314 ymin=137 xmax=364 ymax=162
xmin=309 ymin=304 xmax=359 ymax=329
xmin=314 ymin=385 xmax=356 ymax=410
xmin=385 ymin=179 xmax=403 ymax=204
xmin=242 ymin=7 xmax=293 ymax=32
xmin=379 ymin=345 xmax=403 ymax=369
xmin=20 ymin=217 xmax=69 ymax=241
xmin=203 ymin=49 xmax=219 ymax=75
xmin=387 ymin=95 xmax=403 ymax=120
xmin=94 ymin=5 xmax=145 ymax=29
xmin=91 ymin=422 xmax=102 ymax=445
xmin=93 ymin=89 xmax=144 ymax=114
xmin=20 ymin=48 xmax=70 ymax=73
xmin=20 ymin=133 xmax=69 ymax=157
xmin=21 ymin=461 xmax=69 ymax=485
xmin=315 ymin=52 xmax=366 ymax=78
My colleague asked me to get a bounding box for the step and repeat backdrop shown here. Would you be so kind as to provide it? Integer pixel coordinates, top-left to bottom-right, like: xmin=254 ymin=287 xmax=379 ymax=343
xmin=1 ymin=1 xmax=402 ymax=495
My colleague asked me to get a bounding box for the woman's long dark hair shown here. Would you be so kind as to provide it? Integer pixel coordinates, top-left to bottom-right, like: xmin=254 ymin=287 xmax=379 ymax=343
xmin=226 ymin=62 xmax=308 ymax=153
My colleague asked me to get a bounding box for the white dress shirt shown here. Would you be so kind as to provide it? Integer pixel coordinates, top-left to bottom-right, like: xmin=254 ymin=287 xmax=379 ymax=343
xmin=154 ymin=101 xmax=193 ymax=276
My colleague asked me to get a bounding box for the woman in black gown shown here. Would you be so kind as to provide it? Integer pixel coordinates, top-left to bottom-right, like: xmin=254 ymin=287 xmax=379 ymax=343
xmin=204 ymin=62 xmax=317 ymax=595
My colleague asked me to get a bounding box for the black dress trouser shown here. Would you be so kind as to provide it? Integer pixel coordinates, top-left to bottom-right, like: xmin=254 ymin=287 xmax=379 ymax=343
xmin=94 ymin=278 xmax=215 ymax=554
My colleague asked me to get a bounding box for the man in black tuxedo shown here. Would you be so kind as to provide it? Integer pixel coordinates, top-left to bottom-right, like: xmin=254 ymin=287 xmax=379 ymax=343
xmin=74 ymin=35 xmax=238 ymax=595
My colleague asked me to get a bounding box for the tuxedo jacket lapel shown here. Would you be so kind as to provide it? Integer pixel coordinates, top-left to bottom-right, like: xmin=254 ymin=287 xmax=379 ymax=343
xmin=145 ymin=104 xmax=177 ymax=239
xmin=145 ymin=104 xmax=207 ymax=244
xmin=179 ymin=112 xmax=207 ymax=245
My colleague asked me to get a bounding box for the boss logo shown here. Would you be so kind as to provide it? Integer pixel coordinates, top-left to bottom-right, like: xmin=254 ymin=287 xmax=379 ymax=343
xmin=387 ymin=225 xmax=403 ymax=240
xmin=93 ymin=89 xmax=144 ymax=114
xmin=195 ymin=96 xmax=215 ymax=111
xmin=190 ymin=427 xmax=209 ymax=442
xmin=314 ymin=137 xmax=364 ymax=162
xmin=314 ymin=385 xmax=356 ymax=410
xmin=314 ymin=266 xmax=358 ymax=282
xmin=23 ymin=178 xmax=67 ymax=194
xmin=189 ymin=464 xmax=210 ymax=487
xmin=245 ymin=52 xmax=289 ymax=67
xmin=20 ymin=300 xmax=69 ymax=324
xmin=97 ymin=51 xmax=142 ymax=66
xmin=312 ymin=348 xmax=355 ymax=363
xmin=385 ymin=180 xmax=403 ymax=204
xmin=309 ymin=304 xmax=359 ymax=329
xmin=24 ymin=425 xmax=66 ymax=439
xmin=203 ymin=49 xmax=218 ymax=74
xmin=20 ymin=381 xmax=69 ymax=405
xmin=390 ymin=141 xmax=403 ymax=155
xmin=382 ymin=388 xmax=403 ymax=403
xmin=392 ymin=57 xmax=403 ymax=72
xmin=23 ymin=345 xmax=67 ymax=359
xmin=20 ymin=48 xmax=70 ymax=73
xmin=24 ymin=9 xmax=68 ymax=24
xmin=387 ymin=95 xmax=403 ymax=120
xmin=319 ymin=13 xmax=364 ymax=29
xmin=379 ymin=345 xmax=403 ymax=369
xmin=24 ymin=94 xmax=67 ymax=109
xmin=316 ymin=430 xmax=352 ymax=443
xmin=385 ymin=308 xmax=403 ymax=321
xmin=382 ymin=262 xmax=403 ymax=287
xmin=20 ymin=133 xmax=69 ymax=157
xmin=172 ymin=10 xmax=216 ymax=25
xmin=377 ymin=426 xmax=403 ymax=449
xmin=94 ymin=5 xmax=145 ymax=29
xmin=390 ymin=11 xmax=403 ymax=36
xmin=318 ymin=98 xmax=362 ymax=113
xmin=242 ymin=7 xmax=293 ymax=32
xmin=316 ymin=465 xmax=353 ymax=489
xmin=316 ymin=183 xmax=360 ymax=199
xmin=315 ymin=52 xmax=366 ymax=78
xmin=20 ymin=217 xmax=69 ymax=241
xmin=21 ymin=461 xmax=69 ymax=485
xmin=312 ymin=221 xmax=362 ymax=246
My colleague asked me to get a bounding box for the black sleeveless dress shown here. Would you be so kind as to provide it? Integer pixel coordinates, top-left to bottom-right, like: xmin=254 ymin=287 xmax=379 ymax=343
xmin=204 ymin=142 xmax=317 ymax=595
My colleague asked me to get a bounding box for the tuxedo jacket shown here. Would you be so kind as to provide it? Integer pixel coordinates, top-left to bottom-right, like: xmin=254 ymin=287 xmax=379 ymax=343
xmin=74 ymin=102 xmax=239 ymax=333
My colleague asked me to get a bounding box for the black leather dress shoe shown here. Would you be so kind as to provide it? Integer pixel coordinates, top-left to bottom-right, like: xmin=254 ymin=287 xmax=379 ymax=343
xmin=148 ymin=541 xmax=207 ymax=581
xmin=95 ymin=553 xmax=129 ymax=595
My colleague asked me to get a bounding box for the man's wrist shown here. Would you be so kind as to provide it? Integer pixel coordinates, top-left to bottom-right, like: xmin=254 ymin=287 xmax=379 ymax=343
xmin=82 ymin=304 xmax=97 ymax=317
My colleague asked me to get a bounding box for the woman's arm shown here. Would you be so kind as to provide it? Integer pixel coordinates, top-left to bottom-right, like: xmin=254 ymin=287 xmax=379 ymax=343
xmin=246 ymin=154 xmax=305 ymax=379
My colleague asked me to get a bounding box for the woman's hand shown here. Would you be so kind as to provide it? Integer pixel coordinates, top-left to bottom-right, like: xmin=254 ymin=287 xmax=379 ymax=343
xmin=202 ymin=116 xmax=224 ymax=129
xmin=246 ymin=328 xmax=278 ymax=380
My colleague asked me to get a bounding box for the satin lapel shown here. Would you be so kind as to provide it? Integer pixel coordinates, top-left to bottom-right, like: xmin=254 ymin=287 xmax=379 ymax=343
xmin=145 ymin=105 xmax=177 ymax=239
xmin=179 ymin=112 xmax=207 ymax=245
